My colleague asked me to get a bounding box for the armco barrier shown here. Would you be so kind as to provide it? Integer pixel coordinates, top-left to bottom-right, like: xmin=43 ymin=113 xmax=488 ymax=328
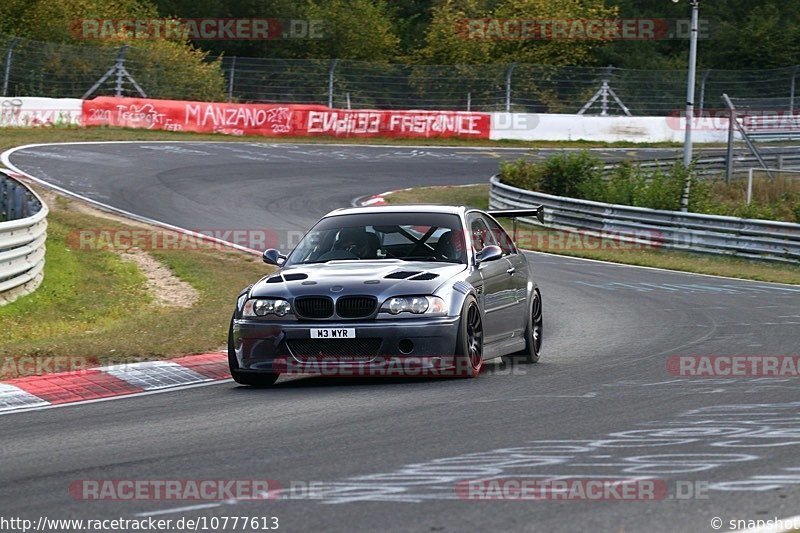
xmin=489 ymin=175 xmax=800 ymax=263
xmin=489 ymin=113 xmax=732 ymax=143
xmin=0 ymin=170 xmax=48 ymax=305
xmin=1 ymin=97 xmax=83 ymax=127
xmin=81 ymin=97 xmax=492 ymax=139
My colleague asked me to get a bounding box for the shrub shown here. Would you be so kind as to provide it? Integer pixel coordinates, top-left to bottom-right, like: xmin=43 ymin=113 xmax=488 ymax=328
xmin=539 ymin=151 xmax=602 ymax=197
xmin=500 ymin=151 xmax=602 ymax=198
xmin=499 ymin=159 xmax=543 ymax=192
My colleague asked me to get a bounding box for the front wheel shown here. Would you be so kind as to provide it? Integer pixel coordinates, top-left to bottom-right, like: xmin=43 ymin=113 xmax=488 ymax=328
xmin=228 ymin=314 xmax=280 ymax=387
xmin=454 ymin=296 xmax=484 ymax=378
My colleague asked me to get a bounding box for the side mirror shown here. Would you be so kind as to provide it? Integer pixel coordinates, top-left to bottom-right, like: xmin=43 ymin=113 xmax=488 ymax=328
xmin=262 ymin=248 xmax=286 ymax=266
xmin=476 ymin=245 xmax=503 ymax=264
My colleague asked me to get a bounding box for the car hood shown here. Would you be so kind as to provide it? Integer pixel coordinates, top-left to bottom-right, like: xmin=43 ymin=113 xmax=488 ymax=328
xmin=250 ymin=260 xmax=467 ymax=299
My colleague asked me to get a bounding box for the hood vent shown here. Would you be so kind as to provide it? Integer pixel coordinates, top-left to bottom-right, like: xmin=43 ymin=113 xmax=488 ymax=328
xmin=266 ymin=275 xmax=283 ymax=283
xmin=410 ymin=272 xmax=438 ymax=281
xmin=385 ymin=271 xmax=420 ymax=279
xmin=283 ymin=273 xmax=308 ymax=281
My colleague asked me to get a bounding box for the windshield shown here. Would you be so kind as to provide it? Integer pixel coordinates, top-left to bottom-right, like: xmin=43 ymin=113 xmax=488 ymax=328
xmin=285 ymin=212 xmax=466 ymax=265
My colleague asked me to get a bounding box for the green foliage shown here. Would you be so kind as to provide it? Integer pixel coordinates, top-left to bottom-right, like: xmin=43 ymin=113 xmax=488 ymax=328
xmin=500 ymin=151 xmax=603 ymax=197
xmin=540 ymin=151 xmax=603 ymax=197
xmin=499 ymin=159 xmax=544 ymax=191
xmin=2 ymin=0 xmax=800 ymax=70
xmin=500 ymin=154 xmax=799 ymax=223
xmin=126 ymin=41 xmax=226 ymax=101
xmin=417 ymin=0 xmax=616 ymax=65
xmin=299 ymin=0 xmax=399 ymax=61
xmin=0 ymin=0 xmax=225 ymax=101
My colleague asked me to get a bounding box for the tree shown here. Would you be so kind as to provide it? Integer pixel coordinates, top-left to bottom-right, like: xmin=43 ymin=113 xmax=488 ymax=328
xmin=417 ymin=0 xmax=618 ymax=65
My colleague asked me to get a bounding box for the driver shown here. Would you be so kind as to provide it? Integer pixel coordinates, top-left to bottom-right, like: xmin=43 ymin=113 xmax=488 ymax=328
xmin=333 ymin=227 xmax=378 ymax=259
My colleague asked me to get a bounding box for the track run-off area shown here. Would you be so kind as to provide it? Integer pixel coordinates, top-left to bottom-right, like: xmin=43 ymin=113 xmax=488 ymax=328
xmin=2 ymin=142 xmax=800 ymax=533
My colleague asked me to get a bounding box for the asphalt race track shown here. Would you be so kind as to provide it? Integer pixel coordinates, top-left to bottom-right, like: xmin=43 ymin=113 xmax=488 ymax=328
xmin=2 ymin=142 xmax=800 ymax=533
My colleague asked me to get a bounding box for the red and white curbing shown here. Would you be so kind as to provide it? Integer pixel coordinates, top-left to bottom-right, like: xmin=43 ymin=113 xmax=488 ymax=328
xmin=0 ymin=352 xmax=229 ymax=414
xmin=359 ymin=191 xmax=392 ymax=207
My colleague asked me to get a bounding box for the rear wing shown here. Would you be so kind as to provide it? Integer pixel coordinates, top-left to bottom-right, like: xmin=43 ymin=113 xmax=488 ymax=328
xmin=487 ymin=206 xmax=544 ymax=224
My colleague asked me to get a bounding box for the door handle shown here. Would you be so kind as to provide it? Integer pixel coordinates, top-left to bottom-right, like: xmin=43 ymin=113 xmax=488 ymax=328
xmin=506 ymin=267 xmax=515 ymax=275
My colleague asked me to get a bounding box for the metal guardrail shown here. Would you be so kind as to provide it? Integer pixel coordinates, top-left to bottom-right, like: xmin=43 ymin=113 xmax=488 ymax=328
xmin=0 ymin=169 xmax=47 ymax=305
xmin=489 ymin=175 xmax=800 ymax=263
xmin=600 ymin=152 xmax=800 ymax=179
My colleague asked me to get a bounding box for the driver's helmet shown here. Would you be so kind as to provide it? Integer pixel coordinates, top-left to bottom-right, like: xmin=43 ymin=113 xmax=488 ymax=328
xmin=334 ymin=227 xmax=375 ymax=258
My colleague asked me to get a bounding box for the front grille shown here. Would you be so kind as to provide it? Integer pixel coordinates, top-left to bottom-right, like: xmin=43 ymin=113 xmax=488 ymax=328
xmin=294 ymin=296 xmax=334 ymax=319
xmin=336 ymin=296 xmax=378 ymax=318
xmin=287 ymin=338 xmax=381 ymax=361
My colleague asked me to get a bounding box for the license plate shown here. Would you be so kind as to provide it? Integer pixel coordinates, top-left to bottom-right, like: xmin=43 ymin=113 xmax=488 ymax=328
xmin=310 ymin=328 xmax=355 ymax=339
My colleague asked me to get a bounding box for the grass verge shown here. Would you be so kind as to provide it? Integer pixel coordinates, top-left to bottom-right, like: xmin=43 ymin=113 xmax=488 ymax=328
xmin=0 ymin=190 xmax=269 ymax=376
xmin=384 ymin=184 xmax=800 ymax=285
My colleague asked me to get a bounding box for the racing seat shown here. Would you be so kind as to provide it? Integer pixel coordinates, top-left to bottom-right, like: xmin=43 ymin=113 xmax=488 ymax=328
xmin=433 ymin=230 xmax=464 ymax=261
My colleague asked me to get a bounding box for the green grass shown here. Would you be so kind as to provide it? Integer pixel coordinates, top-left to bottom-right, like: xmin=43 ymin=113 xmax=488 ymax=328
xmin=0 ymin=193 xmax=270 ymax=375
xmin=0 ymin=125 xmax=688 ymax=155
xmin=384 ymin=184 xmax=800 ymax=285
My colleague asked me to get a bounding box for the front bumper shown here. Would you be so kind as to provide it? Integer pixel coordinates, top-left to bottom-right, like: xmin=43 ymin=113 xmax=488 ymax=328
xmin=232 ymin=316 xmax=461 ymax=377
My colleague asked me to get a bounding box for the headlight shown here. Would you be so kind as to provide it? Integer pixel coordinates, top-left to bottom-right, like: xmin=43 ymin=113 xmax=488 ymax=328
xmin=381 ymin=295 xmax=446 ymax=315
xmin=242 ymin=298 xmax=291 ymax=317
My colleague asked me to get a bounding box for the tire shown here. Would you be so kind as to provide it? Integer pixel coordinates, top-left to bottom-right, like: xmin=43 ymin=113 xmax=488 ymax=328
xmin=516 ymin=288 xmax=543 ymax=364
xmin=454 ymin=295 xmax=484 ymax=378
xmin=228 ymin=314 xmax=280 ymax=387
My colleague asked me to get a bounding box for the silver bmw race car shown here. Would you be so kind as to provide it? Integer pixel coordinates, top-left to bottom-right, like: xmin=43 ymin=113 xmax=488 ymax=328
xmin=228 ymin=205 xmax=544 ymax=385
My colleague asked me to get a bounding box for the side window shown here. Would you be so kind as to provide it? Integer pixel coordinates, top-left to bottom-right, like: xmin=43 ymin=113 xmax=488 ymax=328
xmin=484 ymin=216 xmax=516 ymax=255
xmin=469 ymin=216 xmax=495 ymax=252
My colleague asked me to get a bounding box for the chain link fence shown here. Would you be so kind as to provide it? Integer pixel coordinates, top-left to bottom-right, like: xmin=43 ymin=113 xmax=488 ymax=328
xmin=2 ymin=33 xmax=799 ymax=115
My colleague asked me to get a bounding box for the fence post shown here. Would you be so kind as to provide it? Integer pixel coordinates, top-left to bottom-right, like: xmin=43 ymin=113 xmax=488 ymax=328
xmin=2 ymin=38 xmax=19 ymax=97
xmin=327 ymin=59 xmax=339 ymax=108
xmin=791 ymin=66 xmax=798 ymax=115
xmin=698 ymin=69 xmax=710 ymax=114
xmin=227 ymin=56 xmax=236 ymax=103
xmin=467 ymin=92 xmax=471 ymax=112
xmin=725 ymin=102 xmax=735 ymax=183
xmin=114 ymin=45 xmax=129 ymax=97
xmin=505 ymin=63 xmax=516 ymax=112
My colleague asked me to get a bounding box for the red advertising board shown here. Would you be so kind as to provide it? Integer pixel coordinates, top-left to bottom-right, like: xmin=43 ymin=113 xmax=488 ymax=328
xmin=82 ymin=97 xmax=490 ymax=139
